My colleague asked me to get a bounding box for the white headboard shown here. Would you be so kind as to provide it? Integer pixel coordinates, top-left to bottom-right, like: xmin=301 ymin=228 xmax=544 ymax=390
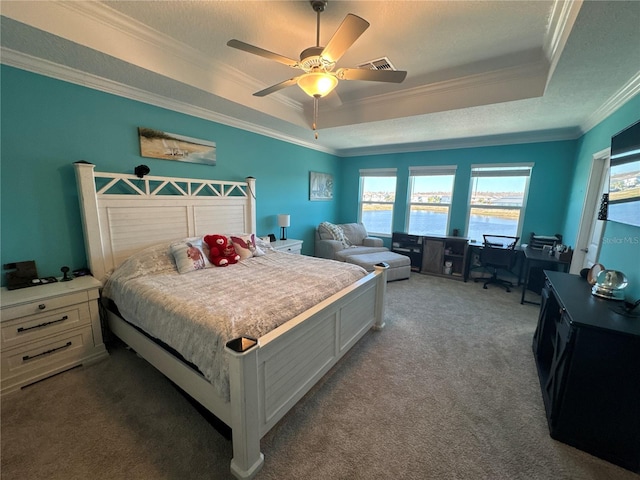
xmin=74 ymin=162 xmax=256 ymax=283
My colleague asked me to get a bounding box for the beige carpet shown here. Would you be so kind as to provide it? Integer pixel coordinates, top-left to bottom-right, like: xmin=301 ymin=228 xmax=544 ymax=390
xmin=1 ymin=274 xmax=637 ymax=480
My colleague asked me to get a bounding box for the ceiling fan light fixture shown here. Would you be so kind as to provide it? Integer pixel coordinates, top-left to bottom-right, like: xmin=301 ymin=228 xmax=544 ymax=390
xmin=297 ymin=72 xmax=338 ymax=98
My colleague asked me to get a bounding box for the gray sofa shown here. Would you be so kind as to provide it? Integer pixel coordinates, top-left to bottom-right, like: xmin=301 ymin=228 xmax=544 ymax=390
xmin=314 ymin=222 xmax=388 ymax=261
xmin=314 ymin=222 xmax=411 ymax=281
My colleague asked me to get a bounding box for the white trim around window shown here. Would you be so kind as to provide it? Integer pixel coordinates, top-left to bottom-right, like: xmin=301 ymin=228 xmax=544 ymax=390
xmin=407 ymin=165 xmax=457 ymax=236
xmin=466 ymin=163 xmax=533 ymax=243
xmin=358 ymin=168 xmax=397 ymax=237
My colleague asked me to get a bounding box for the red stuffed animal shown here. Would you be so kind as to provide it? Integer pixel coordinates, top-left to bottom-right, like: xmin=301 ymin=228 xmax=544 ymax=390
xmin=203 ymin=234 xmax=240 ymax=267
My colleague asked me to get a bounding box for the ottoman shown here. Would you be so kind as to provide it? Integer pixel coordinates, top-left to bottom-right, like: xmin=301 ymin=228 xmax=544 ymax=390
xmin=345 ymin=251 xmax=411 ymax=282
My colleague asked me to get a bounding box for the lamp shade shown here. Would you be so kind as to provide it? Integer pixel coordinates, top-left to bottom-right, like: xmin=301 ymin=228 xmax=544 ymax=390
xmin=277 ymin=214 xmax=290 ymax=228
xmin=297 ymin=73 xmax=338 ymax=98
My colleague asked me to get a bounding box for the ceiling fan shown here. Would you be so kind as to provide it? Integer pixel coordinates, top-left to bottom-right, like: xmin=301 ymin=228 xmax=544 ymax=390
xmin=227 ymin=0 xmax=407 ymax=138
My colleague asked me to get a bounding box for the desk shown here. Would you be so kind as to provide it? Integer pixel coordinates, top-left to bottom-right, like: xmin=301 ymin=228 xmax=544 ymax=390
xmin=520 ymin=247 xmax=570 ymax=305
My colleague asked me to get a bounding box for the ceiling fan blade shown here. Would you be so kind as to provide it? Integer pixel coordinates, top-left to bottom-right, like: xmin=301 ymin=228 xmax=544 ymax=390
xmin=227 ymin=39 xmax=299 ymax=68
xmin=254 ymin=77 xmax=301 ymax=97
xmin=321 ymin=14 xmax=370 ymax=64
xmin=337 ymin=68 xmax=407 ymax=83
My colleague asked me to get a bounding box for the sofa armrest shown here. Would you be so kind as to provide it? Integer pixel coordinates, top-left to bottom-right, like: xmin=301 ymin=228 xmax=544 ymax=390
xmin=363 ymin=237 xmax=384 ymax=247
xmin=315 ymin=239 xmax=345 ymax=260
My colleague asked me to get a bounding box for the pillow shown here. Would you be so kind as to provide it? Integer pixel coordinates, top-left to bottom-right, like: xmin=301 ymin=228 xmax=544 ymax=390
xmin=231 ymin=233 xmax=265 ymax=260
xmin=170 ymin=237 xmax=212 ymax=274
xmin=319 ymin=221 xmax=350 ymax=248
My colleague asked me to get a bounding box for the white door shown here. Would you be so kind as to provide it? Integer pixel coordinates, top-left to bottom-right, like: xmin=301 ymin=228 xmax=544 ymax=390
xmin=570 ymin=149 xmax=610 ymax=274
xmin=583 ymin=168 xmax=609 ymax=269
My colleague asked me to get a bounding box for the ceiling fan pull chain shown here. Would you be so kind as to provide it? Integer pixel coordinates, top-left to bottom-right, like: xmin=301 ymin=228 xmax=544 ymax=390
xmin=313 ymin=96 xmax=319 ymax=139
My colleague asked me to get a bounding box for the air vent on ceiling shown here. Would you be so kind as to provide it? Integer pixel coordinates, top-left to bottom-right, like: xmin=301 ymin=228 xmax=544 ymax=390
xmin=357 ymin=57 xmax=397 ymax=71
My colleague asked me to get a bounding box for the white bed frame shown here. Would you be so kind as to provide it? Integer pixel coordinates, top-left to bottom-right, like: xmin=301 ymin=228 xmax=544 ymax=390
xmin=74 ymin=162 xmax=387 ymax=479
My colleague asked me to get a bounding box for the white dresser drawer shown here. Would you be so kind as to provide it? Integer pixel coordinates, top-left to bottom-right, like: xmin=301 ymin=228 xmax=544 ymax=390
xmin=1 ymin=303 xmax=91 ymax=349
xmin=1 ymin=291 xmax=89 ymax=322
xmin=1 ymin=326 xmax=96 ymax=394
xmin=0 ymin=276 xmax=108 ymax=395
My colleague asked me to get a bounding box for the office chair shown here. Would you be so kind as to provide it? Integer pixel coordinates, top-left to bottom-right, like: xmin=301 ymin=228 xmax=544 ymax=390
xmin=477 ymin=235 xmax=519 ymax=292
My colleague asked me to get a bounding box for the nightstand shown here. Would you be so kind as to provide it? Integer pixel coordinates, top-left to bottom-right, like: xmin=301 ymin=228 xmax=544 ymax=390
xmin=1 ymin=276 xmax=108 ymax=395
xmin=271 ymin=239 xmax=303 ymax=254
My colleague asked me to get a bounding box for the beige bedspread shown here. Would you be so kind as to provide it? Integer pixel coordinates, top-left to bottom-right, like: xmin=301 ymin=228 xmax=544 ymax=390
xmin=102 ymin=243 xmax=368 ymax=400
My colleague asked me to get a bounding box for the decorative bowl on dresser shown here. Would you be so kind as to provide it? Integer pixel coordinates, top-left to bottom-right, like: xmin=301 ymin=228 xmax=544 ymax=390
xmin=1 ymin=276 xmax=108 ymax=395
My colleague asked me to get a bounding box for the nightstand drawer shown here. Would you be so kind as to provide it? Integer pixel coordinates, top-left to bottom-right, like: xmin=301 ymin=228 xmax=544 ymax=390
xmin=1 ymin=326 xmax=95 ymax=393
xmin=1 ymin=303 xmax=91 ymax=349
xmin=280 ymin=245 xmax=302 ymax=254
xmin=271 ymin=239 xmax=303 ymax=254
xmin=1 ymin=291 xmax=89 ymax=322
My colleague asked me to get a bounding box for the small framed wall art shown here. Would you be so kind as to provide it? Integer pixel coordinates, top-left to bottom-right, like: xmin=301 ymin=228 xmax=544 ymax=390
xmin=309 ymin=171 xmax=333 ymax=201
xmin=138 ymin=127 xmax=216 ymax=165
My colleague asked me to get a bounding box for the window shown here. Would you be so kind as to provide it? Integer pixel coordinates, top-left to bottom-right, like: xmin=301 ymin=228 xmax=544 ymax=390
xmin=359 ymin=168 xmax=397 ymax=236
xmin=467 ymin=164 xmax=532 ymax=243
xmin=407 ymin=166 xmax=457 ymax=236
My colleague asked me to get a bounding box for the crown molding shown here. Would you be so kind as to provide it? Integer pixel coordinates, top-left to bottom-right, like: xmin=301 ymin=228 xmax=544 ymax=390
xmin=0 ymin=48 xmax=335 ymax=156
xmin=544 ymin=0 xmax=583 ymax=83
xmin=580 ymin=71 xmax=640 ymax=134
xmin=1 ymin=0 xmax=304 ymax=118
xmin=338 ymin=60 xmax=549 ymax=111
xmin=67 ymin=1 xmax=305 ymax=115
xmin=5 ymin=45 xmax=636 ymax=160
xmin=337 ymin=128 xmax=583 ymax=158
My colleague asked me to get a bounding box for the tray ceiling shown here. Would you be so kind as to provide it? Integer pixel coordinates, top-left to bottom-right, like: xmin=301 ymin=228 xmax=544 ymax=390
xmin=1 ymin=1 xmax=639 ymax=155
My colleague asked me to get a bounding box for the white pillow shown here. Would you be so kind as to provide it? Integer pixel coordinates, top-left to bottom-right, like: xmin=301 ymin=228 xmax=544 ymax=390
xmin=231 ymin=233 xmax=265 ymax=260
xmin=319 ymin=221 xmax=350 ymax=248
xmin=169 ymin=237 xmax=212 ymax=274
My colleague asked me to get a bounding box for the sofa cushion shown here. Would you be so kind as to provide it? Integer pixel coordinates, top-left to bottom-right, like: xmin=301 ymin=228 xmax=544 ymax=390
xmin=340 ymin=223 xmax=368 ymax=246
xmin=345 ymin=251 xmax=411 ymax=281
xmin=318 ymin=221 xmax=350 ymax=248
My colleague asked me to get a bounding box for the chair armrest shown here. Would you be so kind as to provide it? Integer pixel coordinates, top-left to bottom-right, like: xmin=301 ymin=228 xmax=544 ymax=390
xmin=315 ymin=239 xmax=345 ymax=260
xmin=362 ymin=237 xmax=383 ymax=247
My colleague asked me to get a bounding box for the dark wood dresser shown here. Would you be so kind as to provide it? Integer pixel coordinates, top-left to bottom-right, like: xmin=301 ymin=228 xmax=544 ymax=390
xmin=532 ymin=271 xmax=640 ymax=472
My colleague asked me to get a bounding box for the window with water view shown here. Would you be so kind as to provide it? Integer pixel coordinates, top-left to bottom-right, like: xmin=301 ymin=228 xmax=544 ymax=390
xmin=408 ymin=166 xmax=456 ymax=236
xmin=359 ymin=169 xmax=397 ymax=236
xmin=467 ymin=165 xmax=532 ymax=243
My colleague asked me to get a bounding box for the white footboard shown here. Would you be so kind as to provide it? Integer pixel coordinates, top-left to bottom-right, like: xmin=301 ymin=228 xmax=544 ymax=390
xmin=225 ymin=264 xmax=387 ymax=479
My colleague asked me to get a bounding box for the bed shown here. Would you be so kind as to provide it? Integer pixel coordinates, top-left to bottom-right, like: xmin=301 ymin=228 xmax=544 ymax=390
xmin=74 ymin=162 xmax=387 ymax=479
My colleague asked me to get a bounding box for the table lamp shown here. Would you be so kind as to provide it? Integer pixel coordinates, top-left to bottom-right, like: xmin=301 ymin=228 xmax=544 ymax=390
xmin=278 ymin=214 xmax=290 ymax=240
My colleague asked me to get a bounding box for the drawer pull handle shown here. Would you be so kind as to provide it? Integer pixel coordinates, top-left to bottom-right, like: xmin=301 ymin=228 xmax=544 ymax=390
xmin=17 ymin=315 xmax=69 ymax=333
xmin=38 ymin=304 xmax=46 ymax=310
xmin=22 ymin=341 xmax=72 ymax=362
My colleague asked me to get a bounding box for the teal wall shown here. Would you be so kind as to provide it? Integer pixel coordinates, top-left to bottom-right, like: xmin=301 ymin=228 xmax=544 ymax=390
xmin=339 ymin=141 xmax=577 ymax=247
xmin=563 ymin=94 xmax=640 ymax=300
xmin=2 ymin=64 xmax=638 ymax=301
xmin=0 ymin=66 xmax=341 ymax=283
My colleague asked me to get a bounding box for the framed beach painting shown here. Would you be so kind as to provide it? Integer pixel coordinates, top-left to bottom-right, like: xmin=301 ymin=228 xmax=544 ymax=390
xmin=138 ymin=127 xmax=216 ymax=165
xmin=310 ymin=171 xmax=333 ymax=201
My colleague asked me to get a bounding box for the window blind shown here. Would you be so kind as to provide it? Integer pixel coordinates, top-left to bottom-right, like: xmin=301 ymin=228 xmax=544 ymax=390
xmin=409 ymin=165 xmax=457 ymax=176
xmin=471 ymin=164 xmax=532 ymax=177
xmin=359 ymin=168 xmax=397 ymax=177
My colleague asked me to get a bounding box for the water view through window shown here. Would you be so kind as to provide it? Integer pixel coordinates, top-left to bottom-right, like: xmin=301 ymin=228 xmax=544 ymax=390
xmin=361 ymin=165 xmax=530 ymax=241
xmin=360 ymin=174 xmax=396 ymax=235
xmin=467 ymin=166 xmax=530 ymax=242
xmin=408 ymin=171 xmax=455 ymax=236
xmin=362 ymin=209 xmax=519 ymax=240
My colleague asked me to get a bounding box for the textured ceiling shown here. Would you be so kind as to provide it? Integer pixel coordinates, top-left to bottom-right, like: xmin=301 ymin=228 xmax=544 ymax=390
xmin=1 ymin=1 xmax=639 ymax=156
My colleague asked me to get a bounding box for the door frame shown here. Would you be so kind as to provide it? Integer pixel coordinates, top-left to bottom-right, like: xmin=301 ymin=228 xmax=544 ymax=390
xmin=570 ymin=147 xmax=610 ymax=274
